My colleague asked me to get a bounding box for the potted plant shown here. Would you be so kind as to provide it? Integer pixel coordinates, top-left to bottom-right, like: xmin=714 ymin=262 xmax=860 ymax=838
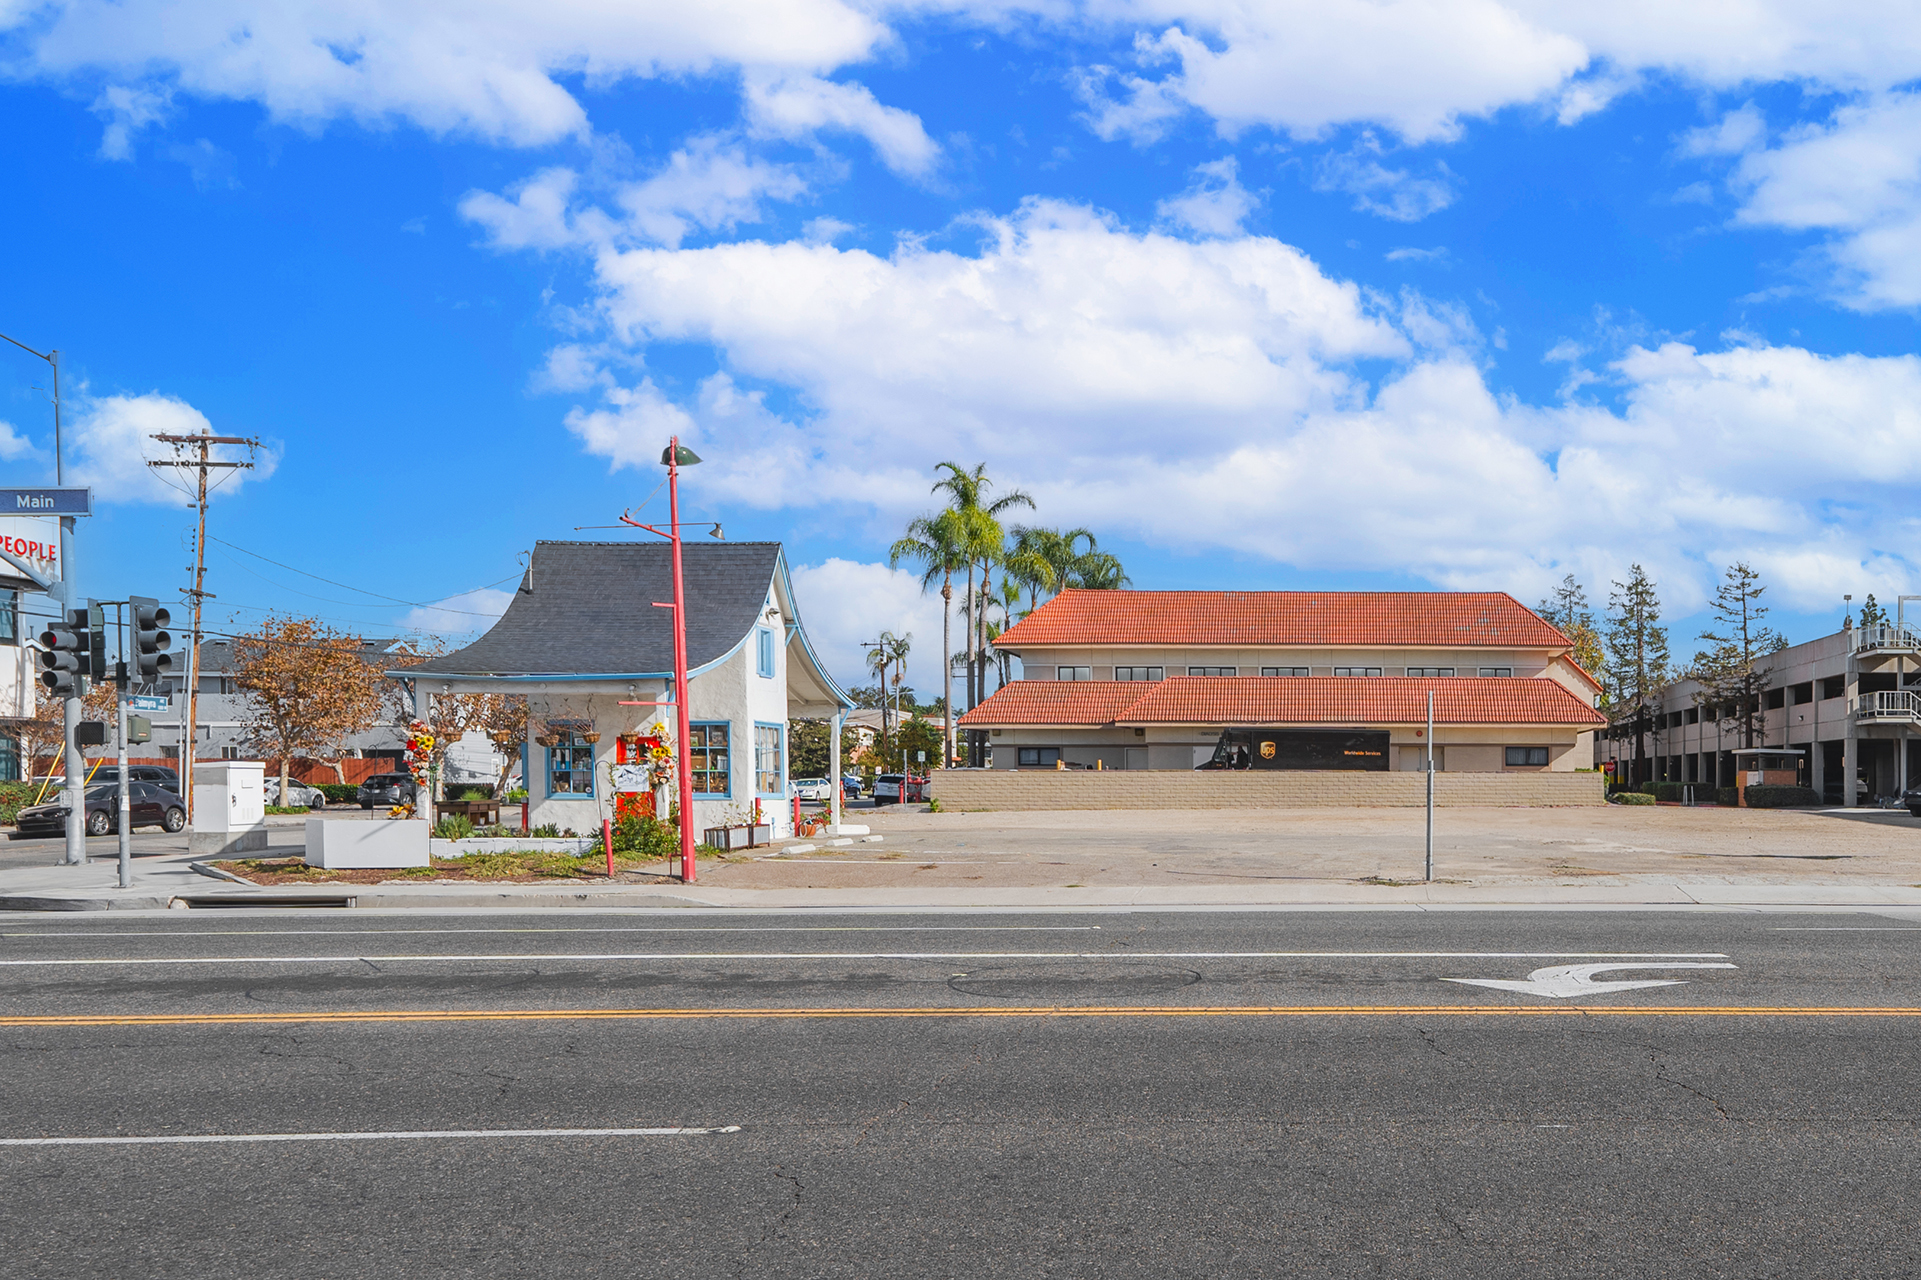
xmin=702 ymin=802 xmax=772 ymax=851
xmin=580 ymin=730 xmax=602 ymax=744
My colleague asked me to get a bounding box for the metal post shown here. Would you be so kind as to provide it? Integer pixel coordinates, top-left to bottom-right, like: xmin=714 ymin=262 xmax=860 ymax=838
xmin=116 ymin=653 xmax=131 ymax=889
xmin=829 ymin=710 xmax=843 ymax=829
xmin=669 ymin=439 xmax=696 ymax=884
xmin=1424 ymin=690 xmax=1434 ymax=883
xmin=62 ymin=675 xmax=83 ymax=865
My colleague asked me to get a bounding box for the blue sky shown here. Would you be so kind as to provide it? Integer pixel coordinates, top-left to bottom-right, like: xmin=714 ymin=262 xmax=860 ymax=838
xmin=3 ymin=2 xmax=1920 ymax=697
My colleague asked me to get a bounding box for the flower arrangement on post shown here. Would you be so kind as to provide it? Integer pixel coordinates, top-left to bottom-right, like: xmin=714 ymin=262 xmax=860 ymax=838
xmin=391 ymin=718 xmax=435 ymax=819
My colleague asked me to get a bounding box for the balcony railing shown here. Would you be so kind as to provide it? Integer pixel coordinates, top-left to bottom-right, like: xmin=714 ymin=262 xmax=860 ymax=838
xmin=1855 ymin=690 xmax=1921 ymax=722
xmin=1853 ymin=624 xmax=1921 ymax=654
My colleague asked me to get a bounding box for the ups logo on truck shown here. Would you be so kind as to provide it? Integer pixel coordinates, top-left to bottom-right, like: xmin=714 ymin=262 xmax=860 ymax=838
xmin=1259 ymin=741 xmax=1276 ymax=759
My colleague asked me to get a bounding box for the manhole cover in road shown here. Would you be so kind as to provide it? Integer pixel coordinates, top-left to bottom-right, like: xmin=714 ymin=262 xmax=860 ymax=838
xmin=947 ymin=964 xmax=1201 ymax=1000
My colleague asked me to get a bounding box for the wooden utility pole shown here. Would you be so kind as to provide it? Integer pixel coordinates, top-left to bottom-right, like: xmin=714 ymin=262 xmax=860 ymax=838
xmin=148 ymin=432 xmax=258 ymax=822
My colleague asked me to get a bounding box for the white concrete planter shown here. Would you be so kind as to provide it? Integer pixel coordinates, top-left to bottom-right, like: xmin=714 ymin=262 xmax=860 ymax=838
xmin=430 ymin=837 xmax=597 ymax=858
xmin=305 ymin=818 xmax=430 ymax=869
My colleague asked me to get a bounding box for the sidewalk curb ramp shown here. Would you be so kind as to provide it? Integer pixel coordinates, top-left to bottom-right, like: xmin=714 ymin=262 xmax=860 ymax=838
xmin=0 ymin=894 xmax=174 ymax=912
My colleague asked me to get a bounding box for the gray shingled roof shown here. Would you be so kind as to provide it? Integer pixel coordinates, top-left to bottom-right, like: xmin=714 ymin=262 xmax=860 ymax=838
xmin=398 ymin=541 xmax=782 ymax=678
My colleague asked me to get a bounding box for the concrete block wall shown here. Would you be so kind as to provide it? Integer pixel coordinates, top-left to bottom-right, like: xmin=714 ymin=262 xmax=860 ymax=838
xmin=928 ymin=769 xmax=1605 ymax=810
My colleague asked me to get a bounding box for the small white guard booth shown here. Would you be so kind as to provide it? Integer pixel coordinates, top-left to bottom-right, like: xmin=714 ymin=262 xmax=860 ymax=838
xmin=189 ymin=761 xmax=267 ymax=856
xmin=305 ymin=818 xmax=430 ymax=869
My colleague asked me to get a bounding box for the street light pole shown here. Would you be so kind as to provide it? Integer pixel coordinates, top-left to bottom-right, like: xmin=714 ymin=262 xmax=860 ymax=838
xmin=666 ymin=439 xmax=697 ymax=884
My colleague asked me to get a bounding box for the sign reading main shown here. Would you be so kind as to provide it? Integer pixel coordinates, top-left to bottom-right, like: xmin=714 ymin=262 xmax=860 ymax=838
xmin=0 ymin=488 xmax=91 ymax=516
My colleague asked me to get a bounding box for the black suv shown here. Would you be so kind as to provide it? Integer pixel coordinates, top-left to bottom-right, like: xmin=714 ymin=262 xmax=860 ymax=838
xmin=356 ymin=773 xmax=417 ymax=809
xmin=80 ymin=765 xmax=181 ymax=792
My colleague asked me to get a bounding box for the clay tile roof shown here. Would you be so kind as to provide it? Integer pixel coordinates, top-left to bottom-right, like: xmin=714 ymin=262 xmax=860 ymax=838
xmin=953 ymin=682 xmax=1157 ymax=727
xmin=993 ymin=590 xmax=1571 ymax=649
xmin=959 ymin=676 xmax=1605 ymax=728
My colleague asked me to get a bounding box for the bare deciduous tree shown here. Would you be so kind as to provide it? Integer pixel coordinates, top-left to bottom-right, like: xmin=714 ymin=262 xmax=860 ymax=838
xmin=228 ymin=615 xmax=387 ymax=797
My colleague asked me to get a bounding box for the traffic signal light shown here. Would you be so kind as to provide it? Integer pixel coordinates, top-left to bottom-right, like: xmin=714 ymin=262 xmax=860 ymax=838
xmin=86 ymin=600 xmax=107 ymax=682
xmin=37 ymin=608 xmax=88 ymax=698
xmin=130 ymin=596 xmax=172 ymax=681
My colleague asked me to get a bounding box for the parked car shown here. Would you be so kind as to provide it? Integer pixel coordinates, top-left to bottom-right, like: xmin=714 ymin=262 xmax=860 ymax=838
xmin=870 ymin=774 xmax=928 ymax=806
xmin=82 ymin=765 xmax=182 ymax=793
xmin=1905 ymin=786 xmax=1921 ymax=818
xmin=842 ymin=774 xmax=864 ymax=799
xmin=356 ymin=772 xmax=417 ymax=809
xmin=264 ymin=778 xmax=328 ymax=809
xmin=790 ymin=777 xmax=832 ymax=803
xmin=14 ymin=783 xmax=187 ymax=838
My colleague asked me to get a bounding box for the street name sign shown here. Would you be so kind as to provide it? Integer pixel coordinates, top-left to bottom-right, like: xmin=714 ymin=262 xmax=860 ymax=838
xmin=131 ymin=695 xmax=169 ymax=713
xmin=0 ymin=488 xmax=91 ymax=516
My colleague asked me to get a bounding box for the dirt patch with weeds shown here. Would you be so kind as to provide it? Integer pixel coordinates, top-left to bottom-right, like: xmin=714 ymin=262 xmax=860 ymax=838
xmin=212 ymin=854 xmax=680 ymax=886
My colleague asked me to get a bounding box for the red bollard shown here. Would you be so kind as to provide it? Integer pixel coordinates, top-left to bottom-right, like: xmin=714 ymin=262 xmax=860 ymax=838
xmin=602 ymin=818 xmax=614 ymax=878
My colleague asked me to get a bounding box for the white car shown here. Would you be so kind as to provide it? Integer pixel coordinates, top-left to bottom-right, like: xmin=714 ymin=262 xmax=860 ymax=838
xmin=264 ymin=778 xmax=328 ymax=809
xmin=790 ymin=777 xmax=832 ymax=802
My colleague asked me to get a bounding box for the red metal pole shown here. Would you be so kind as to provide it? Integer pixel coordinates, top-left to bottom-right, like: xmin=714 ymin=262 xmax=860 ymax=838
xmin=603 ymin=817 xmax=614 ymax=878
xmin=670 ymin=439 xmax=697 ymax=884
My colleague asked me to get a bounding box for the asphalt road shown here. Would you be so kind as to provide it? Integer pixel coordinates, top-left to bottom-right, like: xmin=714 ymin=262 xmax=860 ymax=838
xmin=1 ymin=907 xmax=1919 ymax=1277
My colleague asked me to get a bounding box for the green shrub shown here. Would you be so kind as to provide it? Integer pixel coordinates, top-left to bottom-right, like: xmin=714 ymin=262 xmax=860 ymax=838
xmin=264 ymin=804 xmax=310 ymax=815
xmin=456 ymin=785 xmax=495 ymax=801
xmin=433 ymin=813 xmax=475 ymax=840
xmin=1636 ymin=782 xmax=1658 ymax=796
xmin=318 ymin=783 xmax=361 ymax=803
xmin=1744 ymin=784 xmax=1822 ymax=809
xmin=1715 ymin=787 xmax=1739 ymax=807
xmin=530 ymin=822 xmax=561 ymax=838
xmin=610 ymin=813 xmax=676 ymax=859
xmin=1651 ymin=782 xmax=1691 ymax=802
xmin=504 ymin=789 xmax=528 ymax=803
xmin=0 ymin=780 xmax=37 ymax=825
xmin=1609 ymin=791 xmax=1655 ymax=805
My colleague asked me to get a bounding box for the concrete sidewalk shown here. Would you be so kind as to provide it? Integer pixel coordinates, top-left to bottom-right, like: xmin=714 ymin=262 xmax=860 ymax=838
xmin=6 ymin=851 xmax=1921 ymax=913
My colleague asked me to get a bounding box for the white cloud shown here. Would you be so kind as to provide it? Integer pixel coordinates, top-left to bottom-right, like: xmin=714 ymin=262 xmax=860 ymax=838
xmin=402 ymin=587 xmax=515 ymax=637
xmin=1154 ymin=157 xmax=1258 ymax=237
xmin=16 ymin=0 xmax=889 ymax=148
xmin=68 ymin=391 xmax=276 ymax=504
xmin=1716 ymin=90 xmax=1921 ymax=308
xmin=743 ymin=73 xmax=940 ymax=177
xmin=523 ymin=198 xmax=1921 ymax=614
xmin=789 ymin=558 xmax=951 ymax=699
xmin=616 ymin=136 xmax=808 ymax=247
xmin=1315 ymin=138 xmax=1456 ymax=221
xmin=0 ymin=421 xmax=41 ymax=462
xmin=90 ymin=82 xmax=170 ymax=158
xmin=1385 ymin=246 xmax=1449 ymax=263
xmin=1679 ymin=103 xmax=1767 ymax=157
xmin=458 ymin=167 xmax=587 ymax=252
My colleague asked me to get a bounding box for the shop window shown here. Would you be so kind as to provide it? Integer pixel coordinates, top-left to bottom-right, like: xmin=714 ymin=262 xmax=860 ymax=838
xmin=1017 ymin=747 xmax=1061 ymax=767
xmin=1505 ymin=746 xmax=1549 ymax=767
xmin=754 ymin=724 xmax=783 ymax=795
xmin=1404 ymin=668 xmax=1455 ymax=678
xmin=1056 ymin=666 xmax=1092 ymax=681
xmin=1114 ymin=666 xmax=1164 ymax=681
xmin=756 ymin=628 xmax=775 ymax=679
xmin=0 ymin=590 xmax=16 ymax=646
xmin=1188 ymin=667 xmax=1237 ymax=677
xmin=546 ymin=731 xmax=595 ymax=796
xmin=1478 ymin=667 xmax=1513 ymax=677
xmin=1821 ymin=675 xmax=1846 ymax=700
xmin=689 ymin=723 xmax=731 ymax=795
xmin=1333 ymin=667 xmax=1381 ymax=678
xmin=1261 ymin=667 xmax=1310 ymax=677
xmin=0 ymin=736 xmax=16 ymax=781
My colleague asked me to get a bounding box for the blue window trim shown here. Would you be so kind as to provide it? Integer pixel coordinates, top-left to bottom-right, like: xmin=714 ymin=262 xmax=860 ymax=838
xmin=545 ymin=731 xmax=596 ymax=799
xmin=752 ymin=720 xmax=786 ymax=797
xmin=690 ymin=720 xmax=733 ymax=799
xmin=755 ymin=627 xmax=775 ymax=679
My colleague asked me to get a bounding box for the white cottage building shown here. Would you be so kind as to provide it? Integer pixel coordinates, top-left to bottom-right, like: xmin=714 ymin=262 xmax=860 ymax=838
xmin=393 ymin=540 xmax=851 ymax=838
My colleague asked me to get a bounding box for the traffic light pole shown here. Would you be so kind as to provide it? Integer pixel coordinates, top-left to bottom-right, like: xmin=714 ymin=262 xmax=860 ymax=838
xmin=114 ymin=604 xmax=131 ymax=888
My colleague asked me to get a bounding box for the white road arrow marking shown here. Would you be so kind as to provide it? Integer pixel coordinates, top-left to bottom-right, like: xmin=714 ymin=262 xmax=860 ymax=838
xmin=1443 ymin=962 xmax=1737 ymax=999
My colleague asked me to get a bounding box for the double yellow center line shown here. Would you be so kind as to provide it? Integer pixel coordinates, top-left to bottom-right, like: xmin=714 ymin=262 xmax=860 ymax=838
xmin=3 ymin=1005 xmax=1919 ymax=1027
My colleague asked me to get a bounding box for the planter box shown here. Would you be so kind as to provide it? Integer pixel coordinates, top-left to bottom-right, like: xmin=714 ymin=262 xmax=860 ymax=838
xmin=429 ymin=837 xmax=597 ymax=858
xmin=702 ymin=823 xmax=772 ymax=851
xmin=306 ymin=818 xmax=430 ymax=869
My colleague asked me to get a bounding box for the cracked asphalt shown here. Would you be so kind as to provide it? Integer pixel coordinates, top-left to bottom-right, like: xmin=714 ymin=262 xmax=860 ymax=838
xmin=2 ymin=906 xmax=1919 ymax=1277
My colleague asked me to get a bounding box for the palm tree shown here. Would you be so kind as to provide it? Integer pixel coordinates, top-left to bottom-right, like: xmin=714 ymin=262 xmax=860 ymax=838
xmin=1003 ymin=526 xmax=1060 ymax=616
xmin=886 ymin=631 xmax=913 ymax=762
xmin=889 ymin=510 xmax=967 ymax=769
xmin=931 ymin=462 xmax=1033 ymax=764
xmin=1069 ymin=550 xmax=1131 ymax=590
xmin=866 ymin=631 xmax=898 ymax=740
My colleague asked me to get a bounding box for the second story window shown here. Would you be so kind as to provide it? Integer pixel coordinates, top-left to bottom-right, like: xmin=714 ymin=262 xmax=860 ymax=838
xmin=1405 ymin=667 xmax=1455 ymax=677
xmin=0 ymin=589 xmax=16 ymax=646
xmin=1056 ymin=666 xmax=1092 ymax=681
xmin=1114 ymin=666 xmax=1163 ymax=681
xmin=1261 ymin=667 xmax=1309 ymax=677
xmin=1333 ymin=667 xmax=1382 ymax=677
xmin=1188 ymin=666 xmax=1237 ymax=677
xmin=1478 ymin=667 xmax=1514 ymax=677
xmin=756 ymin=627 xmax=775 ymax=679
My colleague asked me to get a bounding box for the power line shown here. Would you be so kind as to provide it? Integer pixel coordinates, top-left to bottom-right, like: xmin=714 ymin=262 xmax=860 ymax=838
xmin=207 ymin=537 xmax=521 ymax=615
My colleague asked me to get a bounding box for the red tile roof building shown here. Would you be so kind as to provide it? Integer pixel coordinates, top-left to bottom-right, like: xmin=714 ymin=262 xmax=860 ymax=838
xmin=961 ymin=589 xmax=1602 ymax=773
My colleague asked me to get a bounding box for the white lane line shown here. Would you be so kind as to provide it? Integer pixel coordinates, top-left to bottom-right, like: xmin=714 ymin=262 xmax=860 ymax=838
xmin=0 ymin=926 xmax=1102 ymax=939
xmin=0 ymin=951 xmax=1732 ymax=967
xmin=1772 ymin=928 xmax=1921 ymax=931
xmin=0 ymin=1126 xmax=741 ymax=1147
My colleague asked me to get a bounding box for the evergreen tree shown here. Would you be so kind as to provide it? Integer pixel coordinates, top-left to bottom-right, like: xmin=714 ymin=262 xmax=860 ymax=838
xmin=1692 ymin=562 xmax=1787 ymax=749
xmin=1536 ymin=573 xmax=1606 ymax=683
xmin=1604 ymin=565 xmax=1670 ymax=783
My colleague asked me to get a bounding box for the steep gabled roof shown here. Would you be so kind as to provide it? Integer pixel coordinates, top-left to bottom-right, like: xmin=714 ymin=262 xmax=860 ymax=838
xmin=958 ymin=676 xmax=1605 ymax=728
xmin=994 ymin=590 xmax=1571 ymax=650
xmin=398 ymin=541 xmax=783 ymax=679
